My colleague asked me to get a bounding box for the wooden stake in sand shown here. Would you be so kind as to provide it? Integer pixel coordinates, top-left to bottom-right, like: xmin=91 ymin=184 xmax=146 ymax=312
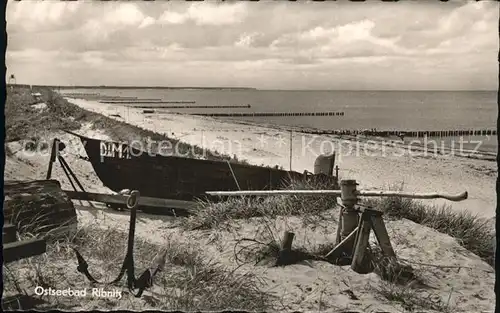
xmin=46 ymin=138 xmax=61 ymax=180
xmin=339 ymin=180 xmax=359 ymax=256
xmin=276 ymin=231 xmax=295 ymax=266
xmin=350 ymin=208 xmax=397 ymax=273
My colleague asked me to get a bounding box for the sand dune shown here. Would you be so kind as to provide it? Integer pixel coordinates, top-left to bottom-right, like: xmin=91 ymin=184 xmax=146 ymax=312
xmin=4 ymin=96 xmax=495 ymax=312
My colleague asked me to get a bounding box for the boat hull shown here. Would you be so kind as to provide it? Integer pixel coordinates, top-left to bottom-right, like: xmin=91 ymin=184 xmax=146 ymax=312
xmin=71 ymin=133 xmax=311 ymax=201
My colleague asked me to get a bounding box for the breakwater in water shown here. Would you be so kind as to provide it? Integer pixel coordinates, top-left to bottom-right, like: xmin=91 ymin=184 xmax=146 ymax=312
xmin=97 ymin=96 xmax=139 ymax=100
xmin=189 ymin=111 xmax=345 ymax=117
xmin=303 ymin=129 xmax=497 ymax=137
xmin=63 ymin=93 xmax=100 ymax=97
xmin=99 ymin=99 xmax=181 ymax=104
xmin=65 ymin=94 xmax=139 ymax=100
xmin=136 ymin=104 xmax=251 ymax=109
xmin=60 ymin=89 xmax=496 ymax=142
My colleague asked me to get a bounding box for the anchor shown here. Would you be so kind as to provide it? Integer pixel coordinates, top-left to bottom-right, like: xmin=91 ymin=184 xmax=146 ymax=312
xmin=72 ymin=190 xmax=166 ymax=298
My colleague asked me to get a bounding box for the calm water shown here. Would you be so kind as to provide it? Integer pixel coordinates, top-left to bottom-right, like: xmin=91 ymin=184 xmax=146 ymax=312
xmin=60 ymin=89 xmax=498 ymax=152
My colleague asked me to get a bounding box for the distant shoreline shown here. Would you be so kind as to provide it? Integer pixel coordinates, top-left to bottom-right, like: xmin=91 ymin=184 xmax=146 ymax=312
xmin=7 ymin=84 xmax=496 ymax=92
xmin=10 ymin=84 xmax=257 ymax=91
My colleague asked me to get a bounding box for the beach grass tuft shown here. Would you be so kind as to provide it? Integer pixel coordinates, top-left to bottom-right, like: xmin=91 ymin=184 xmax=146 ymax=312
xmin=181 ymin=177 xmax=340 ymax=230
xmin=2 ymin=222 xmax=274 ymax=311
xmin=367 ymin=245 xmax=454 ymax=312
xmin=373 ymin=280 xmax=454 ymax=313
xmin=5 ymin=87 xmax=80 ymax=142
xmin=363 ymin=184 xmax=495 ymax=266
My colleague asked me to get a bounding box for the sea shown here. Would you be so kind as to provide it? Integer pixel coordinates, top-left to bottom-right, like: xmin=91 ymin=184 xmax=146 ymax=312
xmin=59 ymin=88 xmax=498 ymax=154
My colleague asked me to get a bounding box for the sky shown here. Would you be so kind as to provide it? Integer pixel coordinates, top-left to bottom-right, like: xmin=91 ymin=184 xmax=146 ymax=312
xmin=5 ymin=0 xmax=499 ymax=90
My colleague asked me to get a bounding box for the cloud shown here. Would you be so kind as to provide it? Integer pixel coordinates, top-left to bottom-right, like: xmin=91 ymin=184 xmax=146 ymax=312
xmin=270 ymin=1 xmax=497 ymax=62
xmin=187 ymin=2 xmax=248 ymax=25
xmin=270 ymin=19 xmax=407 ymax=60
xmin=158 ymin=11 xmax=187 ymax=25
xmin=234 ymin=32 xmax=259 ymax=48
xmin=158 ymin=2 xmax=248 ymax=26
xmin=139 ymin=17 xmax=155 ymax=29
xmin=5 ymin=1 xmax=498 ymax=90
xmin=7 ymin=1 xmax=82 ymax=32
xmin=81 ymin=51 xmax=105 ymax=67
xmin=79 ymin=3 xmax=154 ymax=44
xmin=103 ymin=3 xmax=149 ymax=26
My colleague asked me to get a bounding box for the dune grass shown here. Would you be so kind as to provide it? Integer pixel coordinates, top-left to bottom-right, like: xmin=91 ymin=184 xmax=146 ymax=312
xmin=362 ymin=184 xmax=495 ymax=267
xmin=227 ymin=213 xmax=459 ymax=313
xmin=181 ymin=176 xmax=340 ymax=230
xmin=44 ymin=89 xmax=249 ymax=164
xmin=373 ymin=280 xmax=453 ymax=313
xmin=2 ymin=223 xmax=274 ymax=311
xmin=5 ymin=87 xmax=80 ymax=142
xmin=4 ymin=86 xmax=494 ymax=311
xmin=5 ymin=86 xmax=248 ymax=165
xmin=184 ymin=178 xmax=494 ymax=268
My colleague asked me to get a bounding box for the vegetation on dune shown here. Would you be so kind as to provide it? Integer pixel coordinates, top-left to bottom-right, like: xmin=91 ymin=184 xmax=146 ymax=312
xmin=5 ymin=86 xmax=249 ymax=164
xmin=361 ymin=184 xmax=495 ymax=267
xmin=45 ymin=89 xmax=249 ymax=164
xmin=4 ymin=86 xmax=494 ymax=312
xmin=5 ymin=87 xmax=80 ymax=142
xmin=185 ymin=179 xmax=495 ymax=268
xmin=181 ymin=176 xmax=340 ymax=230
xmin=3 ymin=223 xmax=273 ymax=311
xmin=217 ymin=206 xmax=458 ymax=313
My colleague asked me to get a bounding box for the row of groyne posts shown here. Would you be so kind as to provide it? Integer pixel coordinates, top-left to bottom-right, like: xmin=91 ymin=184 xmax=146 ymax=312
xmin=197 ymin=111 xmax=345 ymax=117
xmin=305 ymin=129 xmax=497 ymax=138
xmin=61 ymin=92 xmax=495 ymax=137
xmin=60 ymin=92 xmax=347 ymax=116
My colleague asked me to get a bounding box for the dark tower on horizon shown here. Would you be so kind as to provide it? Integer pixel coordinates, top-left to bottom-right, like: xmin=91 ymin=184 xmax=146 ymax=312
xmin=8 ymin=74 xmax=16 ymax=85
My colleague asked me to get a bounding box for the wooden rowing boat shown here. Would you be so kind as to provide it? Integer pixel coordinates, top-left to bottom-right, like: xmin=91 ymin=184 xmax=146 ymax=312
xmin=65 ymin=131 xmax=335 ymax=201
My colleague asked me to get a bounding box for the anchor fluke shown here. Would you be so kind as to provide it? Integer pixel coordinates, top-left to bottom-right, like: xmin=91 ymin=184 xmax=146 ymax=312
xmin=72 ymin=248 xmax=99 ymax=284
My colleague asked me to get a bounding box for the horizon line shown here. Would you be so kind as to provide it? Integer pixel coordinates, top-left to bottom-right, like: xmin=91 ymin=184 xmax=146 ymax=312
xmin=7 ymin=84 xmax=497 ymax=92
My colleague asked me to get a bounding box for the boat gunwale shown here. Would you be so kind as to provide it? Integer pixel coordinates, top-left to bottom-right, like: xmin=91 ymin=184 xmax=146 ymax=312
xmin=64 ymin=130 xmax=302 ymax=175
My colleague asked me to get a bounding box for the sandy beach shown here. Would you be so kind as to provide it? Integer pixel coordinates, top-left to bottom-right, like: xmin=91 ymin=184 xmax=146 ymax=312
xmin=3 ymin=94 xmax=495 ymax=312
xmin=66 ymin=97 xmax=496 ymax=219
xmin=5 ymin=1 xmax=497 ymax=311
